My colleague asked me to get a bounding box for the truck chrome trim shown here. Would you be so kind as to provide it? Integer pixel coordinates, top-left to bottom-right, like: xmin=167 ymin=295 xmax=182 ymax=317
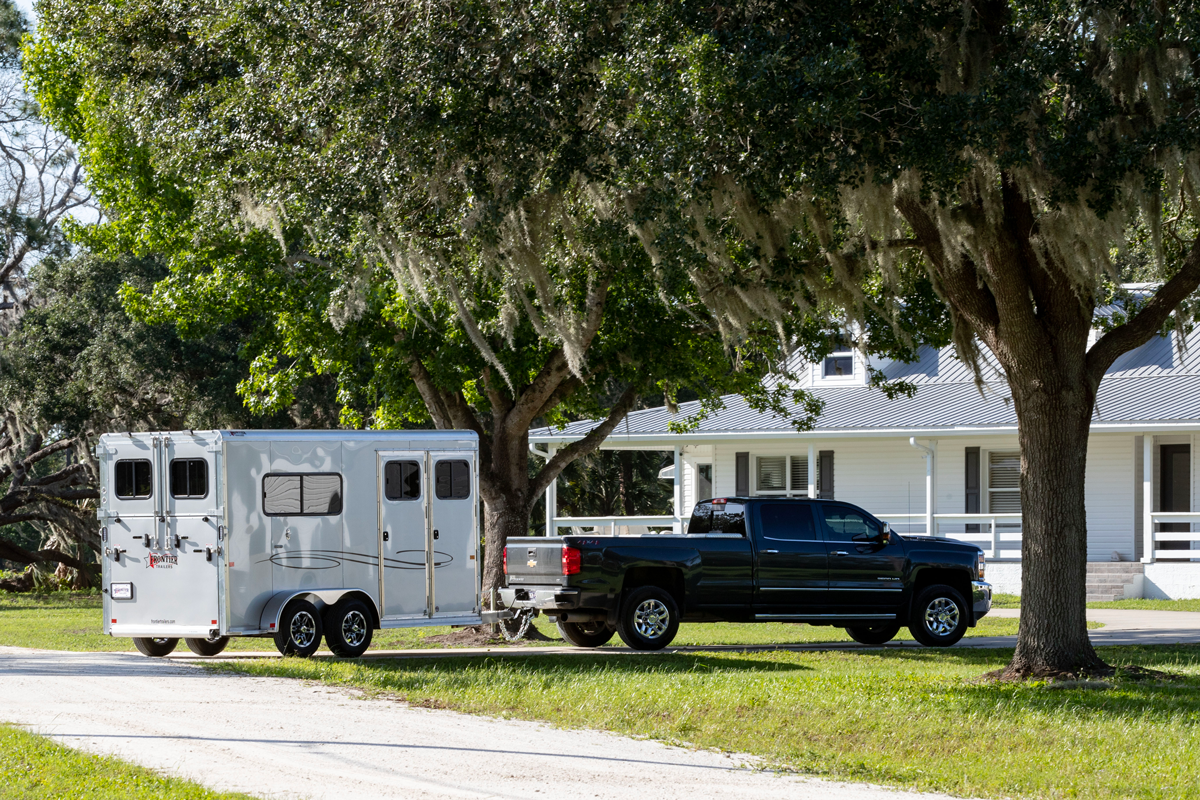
xmin=757 ymin=586 xmax=824 ymax=591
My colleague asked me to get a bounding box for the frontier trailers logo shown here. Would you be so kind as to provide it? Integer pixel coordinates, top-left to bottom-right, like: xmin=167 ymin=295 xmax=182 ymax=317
xmin=146 ymin=552 xmax=178 ymax=569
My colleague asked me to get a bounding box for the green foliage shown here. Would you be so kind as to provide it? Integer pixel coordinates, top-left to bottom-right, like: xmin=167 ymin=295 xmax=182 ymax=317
xmin=214 ymin=644 xmax=1200 ymax=800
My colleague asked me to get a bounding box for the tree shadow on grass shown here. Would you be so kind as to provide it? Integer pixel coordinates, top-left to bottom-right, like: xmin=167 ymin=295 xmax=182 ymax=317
xmin=363 ymin=651 xmax=812 ymax=675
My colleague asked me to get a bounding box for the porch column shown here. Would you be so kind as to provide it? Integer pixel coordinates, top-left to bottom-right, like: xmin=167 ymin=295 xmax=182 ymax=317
xmin=1143 ymin=434 xmax=1154 ymax=563
xmin=672 ymin=446 xmax=683 ymax=533
xmin=909 ymin=438 xmax=936 ymax=536
xmin=544 ymin=445 xmax=557 ymax=538
xmin=807 ymin=444 xmax=816 ymax=499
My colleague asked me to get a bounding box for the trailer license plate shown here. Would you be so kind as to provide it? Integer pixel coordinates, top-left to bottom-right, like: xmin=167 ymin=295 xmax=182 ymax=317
xmin=110 ymin=582 xmax=132 ymax=600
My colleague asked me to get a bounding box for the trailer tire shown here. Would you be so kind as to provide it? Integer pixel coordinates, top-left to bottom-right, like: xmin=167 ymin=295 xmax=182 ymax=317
xmin=184 ymin=636 xmax=230 ymax=656
xmin=616 ymin=586 xmax=680 ymax=651
xmin=845 ymin=622 xmax=902 ymax=645
xmin=274 ymin=599 xmax=324 ymax=657
xmin=133 ymin=637 xmax=179 ymax=657
xmin=324 ymin=599 xmax=373 ymax=658
xmin=556 ymin=619 xmax=615 ymax=648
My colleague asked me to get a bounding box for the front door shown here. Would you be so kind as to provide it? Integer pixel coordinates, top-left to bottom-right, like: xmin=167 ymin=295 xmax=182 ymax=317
xmin=819 ymin=503 xmax=906 ymax=614
xmin=378 ymin=451 xmax=430 ymax=619
xmin=1160 ymin=444 xmax=1191 ymax=558
xmin=428 ymin=452 xmax=479 ymax=618
xmin=752 ymin=501 xmax=828 ymax=616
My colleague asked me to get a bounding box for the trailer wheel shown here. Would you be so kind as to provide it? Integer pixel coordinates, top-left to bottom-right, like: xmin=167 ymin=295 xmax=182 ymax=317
xmin=274 ymin=599 xmax=324 ymax=657
xmin=616 ymin=586 xmax=680 ymax=651
xmin=184 ymin=636 xmax=230 ymax=656
xmin=133 ymin=637 xmax=179 ymax=657
xmin=556 ymin=619 xmax=615 ymax=648
xmin=844 ymin=622 xmax=902 ymax=645
xmin=324 ymin=599 xmax=373 ymax=658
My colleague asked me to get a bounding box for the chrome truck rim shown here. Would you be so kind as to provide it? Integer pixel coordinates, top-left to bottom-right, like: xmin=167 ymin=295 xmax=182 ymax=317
xmin=342 ymin=610 xmax=368 ymax=647
xmin=290 ymin=610 xmax=318 ymax=648
xmin=923 ymin=598 xmax=960 ymax=636
xmin=633 ymin=599 xmax=670 ymax=639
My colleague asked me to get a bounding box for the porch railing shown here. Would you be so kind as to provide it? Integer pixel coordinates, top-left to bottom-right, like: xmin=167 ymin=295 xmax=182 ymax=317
xmin=873 ymin=513 xmax=1023 ymax=560
xmin=1147 ymin=512 xmax=1200 ymax=562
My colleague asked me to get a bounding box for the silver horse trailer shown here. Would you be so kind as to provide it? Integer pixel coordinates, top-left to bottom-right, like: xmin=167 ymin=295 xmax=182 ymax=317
xmin=99 ymin=429 xmax=498 ymax=658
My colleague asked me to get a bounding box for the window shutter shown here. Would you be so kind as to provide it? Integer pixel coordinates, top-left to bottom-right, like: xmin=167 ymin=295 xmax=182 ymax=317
xmin=735 ymin=452 xmax=749 ymax=495
xmin=790 ymin=457 xmax=808 ymax=495
xmin=965 ymin=447 xmax=980 ymax=533
xmin=818 ymin=451 xmax=834 ymax=499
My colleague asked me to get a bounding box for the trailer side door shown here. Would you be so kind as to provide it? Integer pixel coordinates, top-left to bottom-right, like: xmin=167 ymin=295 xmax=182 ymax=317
xmin=428 ymin=451 xmax=479 ymax=619
xmin=377 ymin=451 xmax=430 ymax=619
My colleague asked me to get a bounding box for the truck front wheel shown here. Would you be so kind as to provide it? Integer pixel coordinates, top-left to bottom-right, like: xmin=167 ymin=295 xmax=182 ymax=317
xmin=845 ymin=622 xmax=902 ymax=645
xmin=616 ymin=586 xmax=680 ymax=651
xmin=908 ymin=584 xmax=968 ymax=647
xmin=133 ymin=637 xmax=179 ymax=657
xmin=556 ymin=619 xmax=615 ymax=648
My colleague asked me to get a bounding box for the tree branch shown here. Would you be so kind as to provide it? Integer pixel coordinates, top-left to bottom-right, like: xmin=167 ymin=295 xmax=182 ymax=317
xmin=529 ymin=384 xmax=642 ymax=500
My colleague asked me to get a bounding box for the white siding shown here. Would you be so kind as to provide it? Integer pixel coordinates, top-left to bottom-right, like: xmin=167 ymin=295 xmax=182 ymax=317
xmin=1085 ymin=434 xmax=1136 ymax=562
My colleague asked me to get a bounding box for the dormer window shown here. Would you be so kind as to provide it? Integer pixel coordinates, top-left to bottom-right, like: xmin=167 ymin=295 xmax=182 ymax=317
xmin=823 ymin=336 xmax=854 ymax=377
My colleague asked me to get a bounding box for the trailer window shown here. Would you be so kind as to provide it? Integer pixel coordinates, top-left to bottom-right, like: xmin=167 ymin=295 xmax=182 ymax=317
xmin=115 ymin=460 xmax=152 ymax=499
xmin=384 ymin=460 xmax=421 ymax=501
xmin=170 ymin=459 xmax=208 ymax=499
xmin=263 ymin=473 xmax=343 ymax=515
xmin=435 ymin=460 xmax=471 ymax=499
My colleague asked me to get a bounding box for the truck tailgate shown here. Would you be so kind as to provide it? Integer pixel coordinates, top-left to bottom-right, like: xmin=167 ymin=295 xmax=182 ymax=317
xmin=505 ymin=537 xmax=566 ymax=586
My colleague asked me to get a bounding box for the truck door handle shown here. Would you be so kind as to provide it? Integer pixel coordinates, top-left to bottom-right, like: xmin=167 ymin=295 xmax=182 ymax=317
xmin=832 ymin=550 xmax=849 ymax=557
xmin=763 ymin=549 xmax=779 ymax=554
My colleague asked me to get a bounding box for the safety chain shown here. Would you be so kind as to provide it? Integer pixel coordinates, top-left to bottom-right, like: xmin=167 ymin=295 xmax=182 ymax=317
xmin=498 ymin=607 xmax=534 ymax=641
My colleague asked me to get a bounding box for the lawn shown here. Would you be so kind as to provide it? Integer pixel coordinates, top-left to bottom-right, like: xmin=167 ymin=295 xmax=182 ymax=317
xmin=0 ymin=590 xmax=1022 ymax=652
xmin=0 ymin=723 xmax=254 ymax=799
xmin=208 ymin=645 xmax=1200 ymax=800
xmin=990 ymin=594 xmax=1200 ymax=612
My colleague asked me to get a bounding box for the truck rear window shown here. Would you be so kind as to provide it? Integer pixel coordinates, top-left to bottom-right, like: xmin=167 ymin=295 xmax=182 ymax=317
xmin=688 ymin=500 xmax=745 ymax=535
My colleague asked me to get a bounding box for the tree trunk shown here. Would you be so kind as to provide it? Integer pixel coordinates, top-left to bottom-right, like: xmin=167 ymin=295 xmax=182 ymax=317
xmin=1004 ymin=370 xmax=1107 ymax=677
xmin=481 ymin=496 xmax=532 ymax=600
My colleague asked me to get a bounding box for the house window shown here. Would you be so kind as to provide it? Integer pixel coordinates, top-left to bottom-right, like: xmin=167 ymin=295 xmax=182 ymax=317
xmin=696 ymin=463 xmax=713 ymax=501
xmin=170 ymin=459 xmax=208 ymax=499
xmin=115 ymin=459 xmax=153 ymax=499
xmin=823 ymin=336 xmax=854 ymax=377
xmin=987 ymin=452 xmax=1021 ymax=513
xmin=754 ymin=455 xmax=810 ymax=497
xmin=263 ymin=473 xmax=343 ymax=515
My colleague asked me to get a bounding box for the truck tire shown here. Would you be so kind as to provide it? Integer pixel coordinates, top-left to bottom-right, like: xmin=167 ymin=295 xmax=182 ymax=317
xmin=274 ymin=599 xmax=324 ymax=657
xmin=845 ymin=622 xmax=902 ymax=645
xmin=556 ymin=619 xmax=615 ymax=648
xmin=616 ymin=586 xmax=680 ymax=651
xmin=184 ymin=636 xmax=230 ymax=656
xmin=908 ymin=584 xmax=968 ymax=647
xmin=133 ymin=637 xmax=179 ymax=657
xmin=324 ymin=599 xmax=374 ymax=658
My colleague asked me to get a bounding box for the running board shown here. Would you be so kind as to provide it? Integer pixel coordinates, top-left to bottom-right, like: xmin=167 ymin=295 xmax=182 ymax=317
xmin=755 ymin=613 xmax=897 ymax=621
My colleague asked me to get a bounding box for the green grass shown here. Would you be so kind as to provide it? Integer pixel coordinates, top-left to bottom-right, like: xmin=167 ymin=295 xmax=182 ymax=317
xmin=0 ymin=723 xmax=254 ymax=799
xmin=991 ymin=592 xmax=1021 ymax=608
xmin=991 ymin=594 xmax=1200 ymax=612
xmin=208 ymin=645 xmax=1200 ymax=800
xmin=0 ymin=591 xmax=1021 ymax=652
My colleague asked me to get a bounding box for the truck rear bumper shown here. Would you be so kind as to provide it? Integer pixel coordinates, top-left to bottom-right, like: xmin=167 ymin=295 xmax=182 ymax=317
xmin=499 ymin=587 xmax=581 ymax=611
xmin=972 ymin=580 xmax=992 ymax=619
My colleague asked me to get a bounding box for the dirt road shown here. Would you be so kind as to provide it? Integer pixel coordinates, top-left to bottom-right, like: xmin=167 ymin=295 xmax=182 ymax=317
xmin=1 ymin=645 xmax=968 ymax=800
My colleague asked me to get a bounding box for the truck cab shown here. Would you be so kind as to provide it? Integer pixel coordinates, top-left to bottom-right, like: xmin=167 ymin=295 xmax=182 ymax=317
xmin=501 ymin=497 xmax=991 ymax=650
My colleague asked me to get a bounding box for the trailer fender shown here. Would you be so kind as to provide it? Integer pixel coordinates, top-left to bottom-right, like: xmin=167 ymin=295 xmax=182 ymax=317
xmin=260 ymin=589 xmax=381 ymax=635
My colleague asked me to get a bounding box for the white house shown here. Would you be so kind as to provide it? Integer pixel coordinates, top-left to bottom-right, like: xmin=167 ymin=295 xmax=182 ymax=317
xmin=530 ymin=328 xmax=1200 ymax=600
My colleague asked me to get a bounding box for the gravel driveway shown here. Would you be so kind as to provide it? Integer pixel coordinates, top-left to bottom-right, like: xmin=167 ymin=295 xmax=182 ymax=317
xmin=0 ymin=645 xmax=968 ymax=800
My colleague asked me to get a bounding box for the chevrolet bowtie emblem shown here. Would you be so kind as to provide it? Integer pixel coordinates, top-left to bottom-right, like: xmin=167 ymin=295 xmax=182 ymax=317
xmin=527 ymin=559 xmax=537 ymax=568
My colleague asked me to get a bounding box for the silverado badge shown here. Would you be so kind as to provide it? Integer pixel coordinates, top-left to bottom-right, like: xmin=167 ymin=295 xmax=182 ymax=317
xmin=527 ymin=559 xmax=537 ymax=568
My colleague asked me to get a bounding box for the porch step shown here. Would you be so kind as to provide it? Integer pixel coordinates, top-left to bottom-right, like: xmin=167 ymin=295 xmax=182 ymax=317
xmin=1085 ymin=563 xmax=1143 ymax=602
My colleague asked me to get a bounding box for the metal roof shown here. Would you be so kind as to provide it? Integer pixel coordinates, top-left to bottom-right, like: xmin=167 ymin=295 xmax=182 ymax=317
xmin=532 ymin=331 xmax=1200 ymax=444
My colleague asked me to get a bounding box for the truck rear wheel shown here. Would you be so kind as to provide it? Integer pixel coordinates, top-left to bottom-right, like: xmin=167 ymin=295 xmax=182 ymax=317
xmin=556 ymin=619 xmax=615 ymax=648
xmin=274 ymin=600 xmax=324 ymax=657
xmin=324 ymin=599 xmax=374 ymax=658
xmin=133 ymin=637 xmax=179 ymax=657
xmin=908 ymin=584 xmax=968 ymax=647
xmin=616 ymin=586 xmax=680 ymax=651
xmin=184 ymin=636 xmax=230 ymax=656
xmin=844 ymin=622 xmax=902 ymax=645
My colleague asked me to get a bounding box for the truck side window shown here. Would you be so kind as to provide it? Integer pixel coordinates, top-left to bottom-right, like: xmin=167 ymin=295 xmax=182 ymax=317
xmin=263 ymin=473 xmax=343 ymax=515
xmin=170 ymin=459 xmax=208 ymax=499
xmin=711 ymin=501 xmax=746 ymax=535
xmin=820 ymin=505 xmax=880 ymax=542
xmin=688 ymin=502 xmax=713 ymax=533
xmin=115 ymin=459 xmax=152 ymax=499
xmin=435 ymin=460 xmax=471 ymax=499
xmin=759 ymin=503 xmax=816 ymax=540
xmin=384 ymin=460 xmax=421 ymax=501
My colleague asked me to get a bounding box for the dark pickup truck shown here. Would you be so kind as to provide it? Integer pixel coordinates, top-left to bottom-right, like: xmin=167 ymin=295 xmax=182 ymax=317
xmin=500 ymin=497 xmax=992 ymax=650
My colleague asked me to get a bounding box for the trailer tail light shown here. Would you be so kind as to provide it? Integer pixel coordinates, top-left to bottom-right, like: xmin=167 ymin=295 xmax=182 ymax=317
xmin=503 ymin=548 xmax=508 ymax=575
xmin=562 ymin=546 xmax=581 ymax=576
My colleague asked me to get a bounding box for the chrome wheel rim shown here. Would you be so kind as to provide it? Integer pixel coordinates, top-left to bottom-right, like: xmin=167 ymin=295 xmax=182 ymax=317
xmin=633 ymin=599 xmax=670 ymax=639
xmin=290 ymin=610 xmax=317 ymax=648
xmin=341 ymin=610 xmax=368 ymax=648
xmin=923 ymin=597 xmax=960 ymax=637
xmin=151 ymin=638 xmax=170 ymax=645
